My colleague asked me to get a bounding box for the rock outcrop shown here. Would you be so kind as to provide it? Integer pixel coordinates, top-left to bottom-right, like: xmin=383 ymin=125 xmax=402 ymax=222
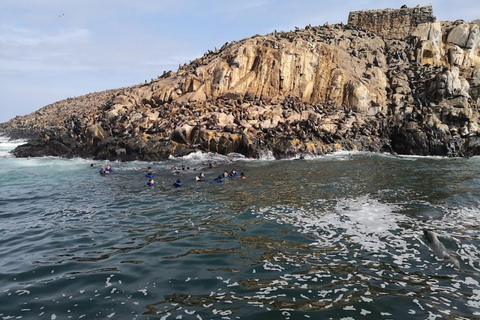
xmin=2 ymin=5 xmax=480 ymax=159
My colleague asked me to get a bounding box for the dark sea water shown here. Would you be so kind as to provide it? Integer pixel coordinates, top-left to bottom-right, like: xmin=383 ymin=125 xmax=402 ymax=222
xmin=1 ymin=137 xmax=479 ymax=320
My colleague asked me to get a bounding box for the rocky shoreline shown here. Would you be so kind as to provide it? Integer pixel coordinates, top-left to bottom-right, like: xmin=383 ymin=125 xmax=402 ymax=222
xmin=2 ymin=5 xmax=480 ymax=159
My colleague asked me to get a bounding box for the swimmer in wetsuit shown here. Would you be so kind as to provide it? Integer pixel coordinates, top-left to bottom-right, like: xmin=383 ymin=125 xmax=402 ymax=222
xmin=146 ymin=171 xmax=154 ymax=178
xmin=229 ymin=169 xmax=239 ymax=178
xmin=196 ymin=172 xmax=205 ymax=181
xmin=173 ymin=179 xmax=182 ymax=187
xmin=213 ymin=175 xmax=225 ymax=183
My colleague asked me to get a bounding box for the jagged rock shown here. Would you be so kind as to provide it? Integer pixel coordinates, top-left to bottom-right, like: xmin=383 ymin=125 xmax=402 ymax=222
xmin=449 ymin=45 xmax=464 ymax=66
xmin=466 ymin=25 xmax=480 ymax=49
xmin=428 ymin=67 xmax=471 ymax=100
xmin=413 ymin=21 xmax=443 ymax=65
xmin=172 ymin=124 xmax=194 ymax=144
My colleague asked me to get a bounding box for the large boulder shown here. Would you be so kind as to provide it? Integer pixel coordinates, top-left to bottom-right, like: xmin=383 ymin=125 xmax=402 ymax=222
xmin=447 ymin=23 xmax=470 ymax=47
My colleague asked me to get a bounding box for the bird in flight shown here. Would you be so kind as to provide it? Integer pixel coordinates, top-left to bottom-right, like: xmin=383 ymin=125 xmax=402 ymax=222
xmin=58 ymin=13 xmax=64 ymax=18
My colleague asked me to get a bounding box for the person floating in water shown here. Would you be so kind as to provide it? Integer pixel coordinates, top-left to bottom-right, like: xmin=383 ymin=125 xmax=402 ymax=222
xmin=105 ymin=164 xmax=113 ymax=173
xmin=173 ymin=179 xmax=182 ymax=187
xmin=229 ymin=169 xmax=239 ymax=178
xmin=223 ymin=170 xmax=229 ymax=178
xmin=196 ymin=172 xmax=205 ymax=181
xmin=213 ymin=175 xmax=225 ymax=183
xmin=147 ymin=178 xmax=155 ymax=186
xmin=240 ymin=172 xmax=246 ymax=179
xmin=146 ymin=171 xmax=154 ymax=178
xmin=99 ymin=167 xmax=106 ymax=175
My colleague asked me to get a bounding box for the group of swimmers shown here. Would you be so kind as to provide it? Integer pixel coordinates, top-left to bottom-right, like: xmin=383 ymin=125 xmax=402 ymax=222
xmin=99 ymin=164 xmax=113 ymax=175
xmin=143 ymin=166 xmax=157 ymax=186
xmin=98 ymin=164 xmax=246 ymax=187
xmin=157 ymin=168 xmax=246 ymax=187
xmin=209 ymin=169 xmax=246 ymax=183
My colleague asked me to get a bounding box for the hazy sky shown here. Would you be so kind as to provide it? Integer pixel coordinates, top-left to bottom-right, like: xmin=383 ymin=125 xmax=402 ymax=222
xmin=0 ymin=0 xmax=479 ymax=123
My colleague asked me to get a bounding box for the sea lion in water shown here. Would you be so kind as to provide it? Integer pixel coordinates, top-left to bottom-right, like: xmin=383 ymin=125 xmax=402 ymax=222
xmin=423 ymin=229 xmax=461 ymax=270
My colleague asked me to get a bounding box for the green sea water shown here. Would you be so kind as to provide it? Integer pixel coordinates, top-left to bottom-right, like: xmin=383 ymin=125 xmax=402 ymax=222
xmin=1 ymin=137 xmax=479 ymax=319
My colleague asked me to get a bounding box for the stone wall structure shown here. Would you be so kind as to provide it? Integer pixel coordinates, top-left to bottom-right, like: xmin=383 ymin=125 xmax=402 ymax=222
xmin=348 ymin=5 xmax=436 ymax=39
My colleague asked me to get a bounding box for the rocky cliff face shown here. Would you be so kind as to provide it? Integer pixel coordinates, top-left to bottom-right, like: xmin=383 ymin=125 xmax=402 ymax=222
xmin=3 ymin=5 xmax=480 ymax=159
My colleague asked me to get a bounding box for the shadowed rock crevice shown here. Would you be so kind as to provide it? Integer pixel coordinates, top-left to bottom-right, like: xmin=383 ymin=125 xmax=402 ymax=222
xmin=2 ymin=5 xmax=480 ymax=159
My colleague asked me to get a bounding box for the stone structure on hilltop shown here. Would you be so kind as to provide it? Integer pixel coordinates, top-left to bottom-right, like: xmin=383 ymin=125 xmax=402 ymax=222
xmin=348 ymin=5 xmax=436 ymax=39
xmin=2 ymin=5 xmax=480 ymax=159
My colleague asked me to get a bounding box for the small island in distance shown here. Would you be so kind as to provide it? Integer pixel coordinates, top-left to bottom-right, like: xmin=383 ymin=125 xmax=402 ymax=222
xmin=2 ymin=5 xmax=480 ymax=160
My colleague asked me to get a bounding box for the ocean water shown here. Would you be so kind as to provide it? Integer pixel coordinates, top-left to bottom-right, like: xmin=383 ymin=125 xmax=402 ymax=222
xmin=1 ymin=136 xmax=479 ymax=320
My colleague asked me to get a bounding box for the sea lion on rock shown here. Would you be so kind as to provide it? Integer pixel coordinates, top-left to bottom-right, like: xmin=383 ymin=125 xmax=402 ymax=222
xmin=423 ymin=229 xmax=461 ymax=270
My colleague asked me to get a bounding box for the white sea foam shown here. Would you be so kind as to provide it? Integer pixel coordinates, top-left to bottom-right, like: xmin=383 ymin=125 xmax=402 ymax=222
xmin=169 ymin=151 xmax=229 ymax=162
xmin=288 ymin=150 xmax=390 ymax=161
xmin=0 ymin=150 xmax=12 ymax=158
xmin=2 ymin=157 xmax=98 ymax=172
xmin=0 ymin=135 xmax=27 ymax=158
xmin=446 ymin=207 xmax=480 ymax=225
xmin=393 ymin=153 xmax=466 ymax=161
xmin=163 ymin=150 xmax=274 ymax=173
xmin=0 ymin=135 xmax=27 ymax=147
xmin=258 ymin=195 xmax=406 ymax=253
xmin=168 ymin=150 xmax=255 ymax=162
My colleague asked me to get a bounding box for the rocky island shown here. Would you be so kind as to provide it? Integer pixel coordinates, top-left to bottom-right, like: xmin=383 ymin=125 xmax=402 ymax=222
xmin=2 ymin=5 xmax=480 ymax=160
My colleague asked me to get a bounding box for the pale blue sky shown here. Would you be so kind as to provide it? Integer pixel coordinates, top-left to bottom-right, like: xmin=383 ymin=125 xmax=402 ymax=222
xmin=0 ymin=0 xmax=479 ymax=123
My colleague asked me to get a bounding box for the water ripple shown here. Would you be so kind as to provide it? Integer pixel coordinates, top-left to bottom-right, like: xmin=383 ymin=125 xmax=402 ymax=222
xmin=0 ymin=154 xmax=479 ymax=319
